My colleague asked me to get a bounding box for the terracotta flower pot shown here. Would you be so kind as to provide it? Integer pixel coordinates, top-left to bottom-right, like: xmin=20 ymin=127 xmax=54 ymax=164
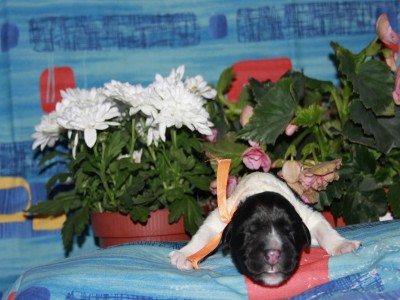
xmin=91 ymin=210 xmax=190 ymax=248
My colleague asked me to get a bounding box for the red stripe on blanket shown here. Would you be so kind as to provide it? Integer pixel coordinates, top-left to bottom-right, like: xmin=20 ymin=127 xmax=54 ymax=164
xmin=246 ymin=248 xmax=329 ymax=300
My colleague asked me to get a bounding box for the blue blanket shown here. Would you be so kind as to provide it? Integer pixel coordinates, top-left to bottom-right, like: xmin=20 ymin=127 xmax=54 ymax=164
xmin=3 ymin=221 xmax=400 ymax=300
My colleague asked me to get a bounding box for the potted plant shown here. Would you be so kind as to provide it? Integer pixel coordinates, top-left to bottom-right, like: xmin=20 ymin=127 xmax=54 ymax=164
xmin=30 ymin=65 xmax=217 ymax=253
xmin=205 ymin=12 xmax=400 ymax=224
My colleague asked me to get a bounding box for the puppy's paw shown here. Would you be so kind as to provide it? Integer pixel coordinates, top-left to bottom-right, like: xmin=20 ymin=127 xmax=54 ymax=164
xmin=330 ymin=239 xmax=361 ymax=256
xmin=169 ymin=250 xmax=194 ymax=270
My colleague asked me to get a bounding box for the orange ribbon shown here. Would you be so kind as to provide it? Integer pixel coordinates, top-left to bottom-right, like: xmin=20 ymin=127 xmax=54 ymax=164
xmin=187 ymin=159 xmax=240 ymax=269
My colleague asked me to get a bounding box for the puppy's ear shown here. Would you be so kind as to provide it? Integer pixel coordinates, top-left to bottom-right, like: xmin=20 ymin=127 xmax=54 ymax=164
xmin=221 ymin=222 xmax=233 ymax=255
xmin=301 ymin=222 xmax=311 ymax=248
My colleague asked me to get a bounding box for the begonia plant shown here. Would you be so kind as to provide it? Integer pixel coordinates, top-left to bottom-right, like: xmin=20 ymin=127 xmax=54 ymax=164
xmin=205 ymin=12 xmax=400 ymax=224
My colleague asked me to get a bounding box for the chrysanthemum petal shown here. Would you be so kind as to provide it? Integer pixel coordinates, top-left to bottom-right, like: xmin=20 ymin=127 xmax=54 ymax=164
xmin=84 ymin=128 xmax=97 ymax=148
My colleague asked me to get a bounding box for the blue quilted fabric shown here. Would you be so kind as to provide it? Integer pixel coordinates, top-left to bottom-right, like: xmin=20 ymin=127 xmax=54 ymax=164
xmin=3 ymin=221 xmax=400 ymax=300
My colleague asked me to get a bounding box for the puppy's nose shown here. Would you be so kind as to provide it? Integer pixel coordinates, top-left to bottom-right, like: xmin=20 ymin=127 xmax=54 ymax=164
xmin=266 ymin=249 xmax=280 ymax=266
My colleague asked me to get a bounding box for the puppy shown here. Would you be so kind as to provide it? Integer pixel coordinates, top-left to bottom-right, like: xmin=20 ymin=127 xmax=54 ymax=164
xmin=169 ymin=172 xmax=361 ymax=286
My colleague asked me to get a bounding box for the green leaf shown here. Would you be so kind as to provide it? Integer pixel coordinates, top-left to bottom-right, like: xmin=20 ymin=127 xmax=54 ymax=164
xmin=293 ymin=104 xmax=323 ymax=127
xmin=236 ymin=85 xmax=252 ymax=109
xmin=80 ymin=160 xmax=102 ymax=176
xmin=27 ymin=192 xmax=81 ymax=214
xmin=61 ymin=216 xmax=74 ymax=254
xmin=168 ymin=201 xmax=183 ymax=224
xmin=342 ymin=121 xmax=376 ymax=149
xmin=169 ymin=197 xmax=203 ymax=235
xmin=185 ymin=175 xmax=212 ymax=191
xmin=358 ymin=176 xmax=383 ymax=193
xmin=387 ymin=181 xmax=400 ymax=217
xmin=62 ymin=206 xmax=90 ymax=255
xmin=38 ymin=150 xmax=69 ymax=166
xmin=353 ymin=60 xmax=395 ymax=116
xmin=130 ymin=206 xmax=150 ymax=223
xmin=248 ymin=78 xmax=274 ymax=101
xmin=300 ymin=142 xmax=319 ymax=159
xmin=353 ymin=145 xmax=377 ymax=175
xmin=331 ymin=41 xmax=357 ymax=75
xmin=332 ymin=42 xmax=394 ymax=116
xmin=237 ymin=77 xmax=301 ymax=144
xmin=120 ymin=177 xmax=146 ymax=208
xmin=290 ymin=71 xmax=306 ymax=102
xmin=45 ymin=172 xmax=71 ymax=192
xmin=326 ymin=178 xmax=346 ymax=200
xmin=347 ymin=101 xmax=400 ymax=154
xmin=203 ymin=132 xmax=248 ymax=161
xmin=103 ymin=131 xmax=128 ymax=166
xmin=171 ymin=148 xmax=196 ymax=171
xmin=217 ymin=67 xmax=235 ymax=96
xmin=304 ymin=76 xmax=334 ymax=94
xmin=342 ymin=179 xmax=387 ymax=224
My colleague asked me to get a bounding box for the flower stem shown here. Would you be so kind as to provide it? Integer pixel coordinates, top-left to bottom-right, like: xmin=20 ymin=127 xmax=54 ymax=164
xmin=218 ymin=92 xmax=242 ymax=120
xmin=100 ymin=141 xmax=116 ymax=208
xmin=313 ymin=126 xmax=327 ymax=160
xmin=292 ymin=128 xmax=311 ymax=148
xmin=171 ymin=128 xmax=177 ymax=150
xmin=148 ymin=146 xmax=157 ymax=162
xmin=129 ymin=118 xmax=137 ymax=162
xmin=330 ymin=87 xmax=345 ymax=125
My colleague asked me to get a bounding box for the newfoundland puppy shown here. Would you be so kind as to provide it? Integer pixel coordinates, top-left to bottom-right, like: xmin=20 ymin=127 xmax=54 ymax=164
xmin=169 ymin=172 xmax=361 ymax=286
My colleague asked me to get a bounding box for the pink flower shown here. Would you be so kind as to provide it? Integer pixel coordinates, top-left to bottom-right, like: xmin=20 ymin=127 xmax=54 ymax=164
xmin=226 ymin=176 xmax=239 ymax=197
xmin=240 ymin=105 xmax=254 ymax=127
xmin=393 ymin=67 xmax=400 ymax=105
xmin=280 ymin=160 xmax=301 ymax=183
xmin=376 ymin=13 xmax=399 ymax=51
xmin=278 ymin=159 xmax=341 ymax=204
xmin=384 ymin=50 xmax=398 ymax=72
xmin=204 ymin=128 xmax=218 ymax=142
xmin=242 ymin=141 xmax=271 ymax=172
xmin=209 ymin=175 xmax=238 ymax=197
xmin=285 ymin=122 xmax=299 ymax=136
xmin=299 ymin=160 xmax=341 ymax=190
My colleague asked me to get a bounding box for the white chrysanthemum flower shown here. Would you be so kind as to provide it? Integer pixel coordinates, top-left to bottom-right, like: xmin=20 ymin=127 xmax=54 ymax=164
xmin=60 ymin=87 xmax=108 ymax=105
xmin=135 ymin=117 xmax=161 ymax=146
xmin=185 ymin=75 xmax=217 ymax=99
xmin=150 ymin=79 xmax=213 ymax=141
xmin=155 ymin=65 xmax=185 ymax=85
xmin=32 ymin=111 xmax=63 ymax=150
xmin=118 ymin=149 xmax=143 ymax=163
xmin=103 ymin=80 xmax=159 ymax=117
xmin=56 ymin=88 xmax=121 ymax=148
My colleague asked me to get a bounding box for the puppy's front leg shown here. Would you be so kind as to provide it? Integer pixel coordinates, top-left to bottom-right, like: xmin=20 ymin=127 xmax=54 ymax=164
xmin=309 ymin=216 xmax=361 ymax=256
xmin=169 ymin=209 xmax=226 ymax=270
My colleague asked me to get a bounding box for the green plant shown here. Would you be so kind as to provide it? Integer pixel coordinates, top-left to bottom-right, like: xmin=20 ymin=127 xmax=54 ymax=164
xmin=205 ymin=13 xmax=400 ymax=224
xmin=29 ymin=66 xmax=216 ymax=253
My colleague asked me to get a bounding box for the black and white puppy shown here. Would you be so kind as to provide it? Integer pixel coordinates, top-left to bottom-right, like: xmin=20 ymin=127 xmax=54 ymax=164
xmin=169 ymin=172 xmax=361 ymax=286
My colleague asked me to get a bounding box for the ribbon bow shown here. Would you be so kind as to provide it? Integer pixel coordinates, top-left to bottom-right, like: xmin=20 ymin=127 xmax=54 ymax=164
xmin=187 ymin=159 xmax=239 ymax=269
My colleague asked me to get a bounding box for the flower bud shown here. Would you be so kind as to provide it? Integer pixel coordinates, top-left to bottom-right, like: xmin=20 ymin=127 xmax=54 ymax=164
xmin=281 ymin=160 xmax=301 ymax=184
xmin=393 ymin=67 xmax=400 ymax=105
xmin=376 ymin=14 xmax=399 ymax=50
xmin=240 ymin=105 xmax=254 ymax=127
xmin=285 ymin=122 xmax=299 ymax=136
xmin=242 ymin=141 xmax=271 ymax=173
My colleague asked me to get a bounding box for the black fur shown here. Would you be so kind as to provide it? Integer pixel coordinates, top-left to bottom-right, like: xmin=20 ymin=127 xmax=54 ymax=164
xmin=221 ymin=191 xmax=311 ymax=286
